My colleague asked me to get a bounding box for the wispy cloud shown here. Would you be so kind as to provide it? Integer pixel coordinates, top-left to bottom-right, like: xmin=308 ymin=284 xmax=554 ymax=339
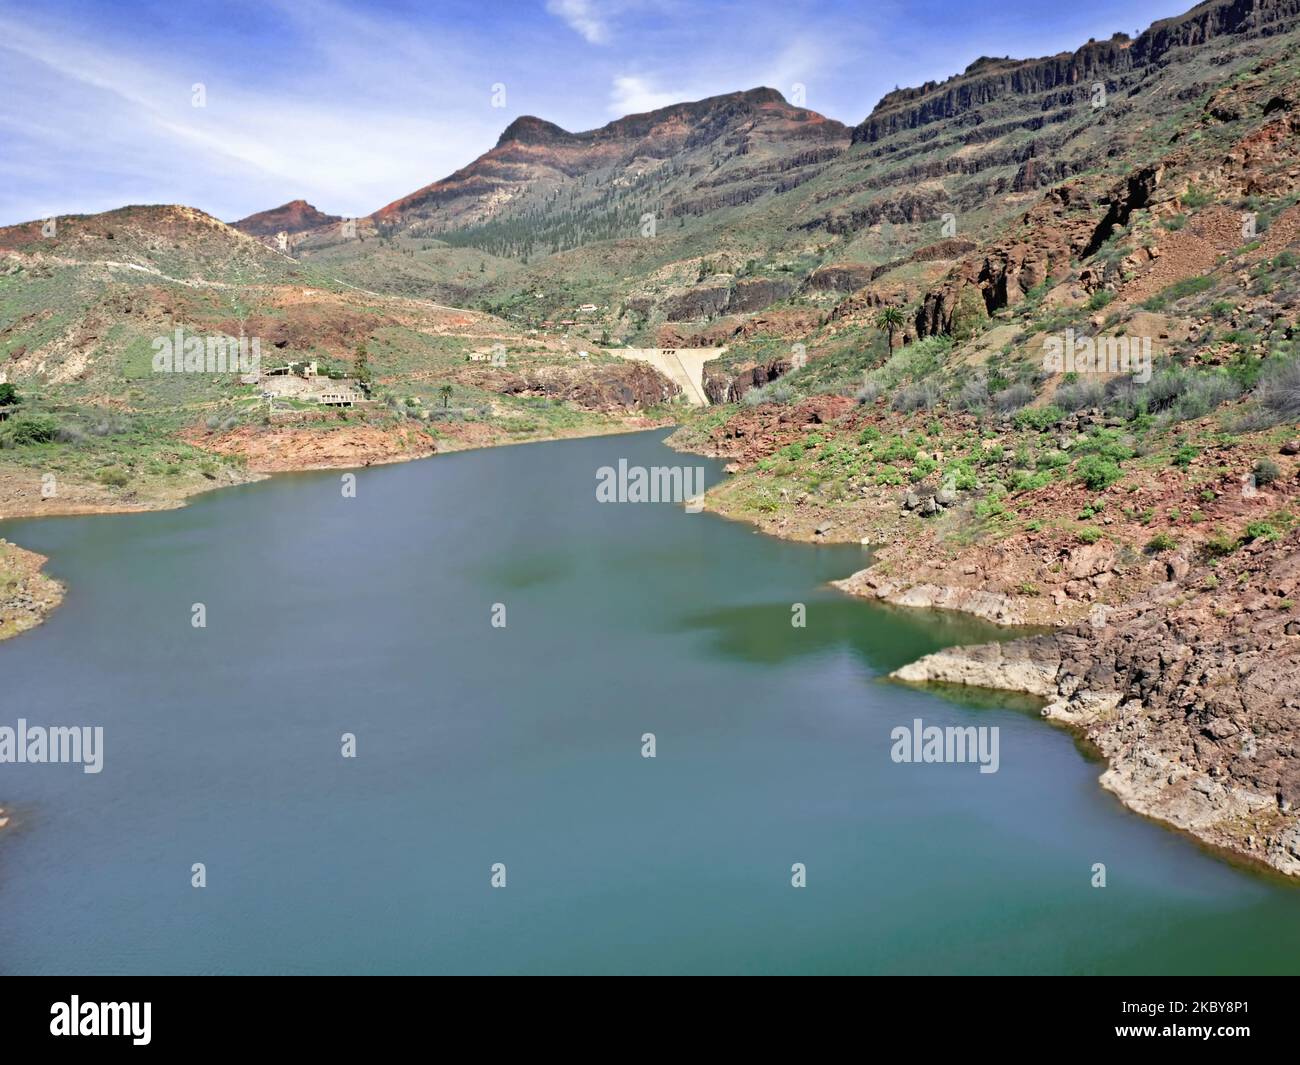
xmin=546 ymin=0 xmax=612 ymax=44
xmin=0 ymin=3 xmax=505 ymax=224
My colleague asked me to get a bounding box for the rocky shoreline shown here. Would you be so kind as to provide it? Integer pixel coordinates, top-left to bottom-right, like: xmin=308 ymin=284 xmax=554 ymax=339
xmin=752 ymin=486 xmax=1300 ymax=878
xmin=0 ymin=538 xmax=64 ymax=645
xmin=891 ymin=532 xmax=1300 ymax=878
xmin=0 ymin=541 xmax=62 ymax=834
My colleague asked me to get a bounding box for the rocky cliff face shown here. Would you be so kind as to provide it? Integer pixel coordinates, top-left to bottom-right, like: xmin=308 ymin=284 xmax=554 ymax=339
xmin=853 ymin=0 xmax=1300 ymax=145
xmin=907 ymin=75 xmax=1300 ymax=338
xmin=493 ymin=360 xmax=680 ymax=409
xmin=818 ymin=0 xmax=1300 ymax=344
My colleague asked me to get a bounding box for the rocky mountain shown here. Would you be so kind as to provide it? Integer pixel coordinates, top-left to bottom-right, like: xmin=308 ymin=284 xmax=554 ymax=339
xmin=0 ymin=204 xmax=296 ymax=281
xmin=658 ymin=0 xmax=1300 ymax=878
xmin=256 ymin=0 xmax=1297 ymax=356
xmin=369 ymin=88 xmax=849 ymax=238
xmin=232 ymin=199 xmax=344 ymax=238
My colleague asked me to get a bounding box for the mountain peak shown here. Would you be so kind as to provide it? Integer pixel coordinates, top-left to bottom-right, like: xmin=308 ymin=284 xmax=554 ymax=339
xmin=731 ymin=86 xmax=788 ymax=106
xmin=232 ymin=199 xmax=342 ymax=237
xmin=495 ymin=116 xmax=575 ymax=147
xmin=372 ymin=86 xmax=848 ymax=231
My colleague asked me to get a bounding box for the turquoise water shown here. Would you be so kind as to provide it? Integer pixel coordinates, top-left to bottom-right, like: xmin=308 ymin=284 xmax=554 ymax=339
xmin=1 ymin=429 xmax=1298 ymax=974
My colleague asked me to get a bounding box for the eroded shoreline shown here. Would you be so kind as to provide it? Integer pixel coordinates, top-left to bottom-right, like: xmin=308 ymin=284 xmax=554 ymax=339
xmin=889 ymin=574 xmax=1300 ymax=879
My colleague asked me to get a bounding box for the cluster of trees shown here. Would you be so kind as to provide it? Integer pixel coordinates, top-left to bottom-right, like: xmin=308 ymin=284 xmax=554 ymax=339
xmin=0 ymin=385 xmax=59 ymax=449
xmin=438 ymin=165 xmax=683 ymax=259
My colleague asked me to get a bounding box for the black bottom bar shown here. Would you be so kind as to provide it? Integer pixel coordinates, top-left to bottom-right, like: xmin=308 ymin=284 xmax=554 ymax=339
xmin=3 ymin=976 xmax=1295 ymax=1052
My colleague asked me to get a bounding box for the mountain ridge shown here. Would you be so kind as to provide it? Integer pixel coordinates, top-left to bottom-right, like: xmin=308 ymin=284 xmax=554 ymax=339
xmin=367 ymin=86 xmax=849 ymax=233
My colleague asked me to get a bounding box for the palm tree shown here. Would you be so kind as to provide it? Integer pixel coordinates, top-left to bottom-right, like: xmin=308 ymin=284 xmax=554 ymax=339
xmin=353 ymin=343 xmax=373 ymax=387
xmin=874 ymin=307 xmax=905 ymax=352
xmin=438 ymin=384 xmax=453 ymax=409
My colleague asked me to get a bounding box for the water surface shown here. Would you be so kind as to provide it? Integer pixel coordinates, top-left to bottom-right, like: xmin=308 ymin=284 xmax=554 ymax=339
xmin=2 ymin=429 xmax=1298 ymax=974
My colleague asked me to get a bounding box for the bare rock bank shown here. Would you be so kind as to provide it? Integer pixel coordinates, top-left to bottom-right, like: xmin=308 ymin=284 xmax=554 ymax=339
xmin=0 ymin=538 xmax=63 ymax=643
xmin=892 ymin=530 xmax=1300 ymax=877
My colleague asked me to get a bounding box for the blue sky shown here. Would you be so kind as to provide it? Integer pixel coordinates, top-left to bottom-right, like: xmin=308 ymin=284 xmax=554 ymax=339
xmin=0 ymin=0 xmax=1194 ymax=226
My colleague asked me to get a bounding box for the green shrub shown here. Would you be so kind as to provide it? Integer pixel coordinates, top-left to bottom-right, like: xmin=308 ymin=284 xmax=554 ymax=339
xmin=1078 ymin=526 xmax=1103 ymax=544
xmin=1 ymin=415 xmax=58 ymax=446
xmin=1142 ymin=274 xmax=1214 ymax=311
xmin=1086 ymin=289 xmax=1115 ymax=312
xmin=994 ymin=383 xmax=1035 ymax=412
xmin=892 ymin=381 xmax=942 ymax=412
xmin=949 ymin=287 xmax=989 ymax=341
xmin=1055 ymin=379 xmax=1105 ymax=411
xmin=1205 ymin=529 xmax=1241 ymax=557
xmin=1160 ymin=371 xmax=1239 ymax=422
xmin=1075 ymin=428 xmax=1135 ymax=463
xmin=1010 ymin=469 xmax=1053 ymax=492
xmin=877 ymin=436 xmax=918 ymax=463
xmin=95 ymin=466 xmax=130 ymax=488
xmin=942 ymin=460 xmax=978 ymax=491
xmin=1244 ymin=521 xmax=1280 ymax=542
xmin=1144 ymin=532 xmax=1177 ymax=553
xmin=1013 ymin=405 xmax=1064 ymax=432
xmin=1076 ymin=455 xmax=1123 ymax=490
xmin=1243 ymin=355 xmax=1300 ymax=425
